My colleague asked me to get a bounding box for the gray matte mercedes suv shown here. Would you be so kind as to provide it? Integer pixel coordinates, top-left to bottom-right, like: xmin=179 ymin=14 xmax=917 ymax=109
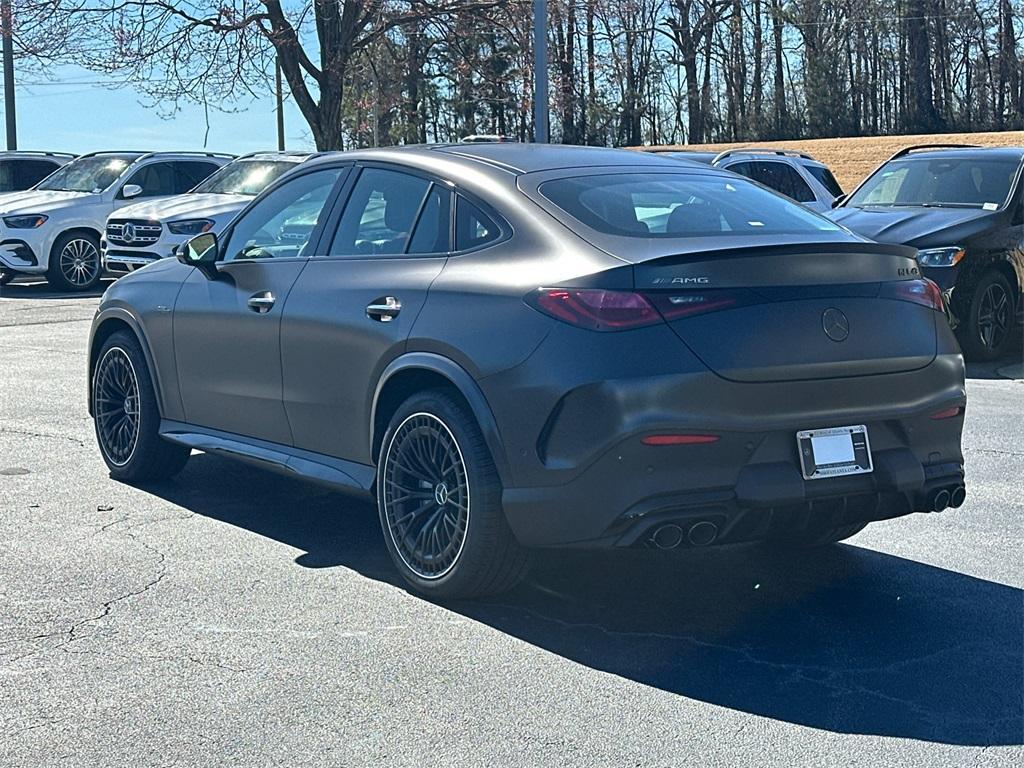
xmin=87 ymin=145 xmax=967 ymax=599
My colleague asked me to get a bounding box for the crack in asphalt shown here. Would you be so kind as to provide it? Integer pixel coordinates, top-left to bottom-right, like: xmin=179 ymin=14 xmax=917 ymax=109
xmin=0 ymin=426 xmax=86 ymax=448
xmin=486 ymin=594 xmax=1019 ymax=730
xmin=1 ymin=515 xmax=170 ymax=670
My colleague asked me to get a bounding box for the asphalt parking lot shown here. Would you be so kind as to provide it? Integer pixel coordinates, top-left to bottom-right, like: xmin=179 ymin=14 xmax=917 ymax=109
xmin=1 ymin=278 xmax=1022 ymax=767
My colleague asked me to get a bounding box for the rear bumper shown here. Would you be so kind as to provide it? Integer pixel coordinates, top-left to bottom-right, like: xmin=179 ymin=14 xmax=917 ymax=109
xmin=503 ymin=448 xmax=964 ymax=548
xmin=483 ymin=319 xmax=966 ymax=547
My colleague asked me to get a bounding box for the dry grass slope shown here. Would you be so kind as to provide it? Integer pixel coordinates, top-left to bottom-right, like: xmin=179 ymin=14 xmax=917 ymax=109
xmin=640 ymin=131 xmax=1024 ymax=191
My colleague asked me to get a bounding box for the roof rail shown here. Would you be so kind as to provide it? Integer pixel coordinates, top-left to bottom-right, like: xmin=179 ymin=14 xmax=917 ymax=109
xmin=712 ymin=147 xmax=817 ymax=163
xmin=75 ymin=150 xmax=235 ymax=160
xmin=887 ymin=143 xmax=980 ymax=161
xmin=0 ymin=150 xmax=76 ymax=158
xmin=234 ymin=150 xmax=315 ymax=160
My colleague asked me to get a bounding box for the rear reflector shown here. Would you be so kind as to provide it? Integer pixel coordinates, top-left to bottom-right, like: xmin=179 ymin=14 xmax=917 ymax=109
xmin=641 ymin=434 xmax=720 ymax=446
xmin=881 ymin=278 xmax=944 ymax=312
xmin=527 ymin=289 xmax=661 ymax=331
xmin=929 ymin=406 xmax=963 ymax=420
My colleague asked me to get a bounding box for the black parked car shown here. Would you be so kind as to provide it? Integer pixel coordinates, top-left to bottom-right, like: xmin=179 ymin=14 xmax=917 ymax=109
xmin=88 ymin=145 xmax=966 ymax=599
xmin=829 ymin=144 xmax=1024 ymax=360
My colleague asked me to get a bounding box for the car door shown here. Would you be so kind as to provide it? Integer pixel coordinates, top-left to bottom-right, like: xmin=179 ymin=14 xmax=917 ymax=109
xmin=172 ymin=165 xmax=347 ymax=444
xmin=281 ymin=164 xmax=453 ymax=463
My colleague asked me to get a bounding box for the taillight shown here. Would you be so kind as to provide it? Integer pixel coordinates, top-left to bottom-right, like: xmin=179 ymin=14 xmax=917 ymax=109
xmin=526 ymin=289 xmax=662 ymax=331
xmin=881 ymin=278 xmax=944 ymax=312
xmin=930 ymin=406 xmax=963 ymax=420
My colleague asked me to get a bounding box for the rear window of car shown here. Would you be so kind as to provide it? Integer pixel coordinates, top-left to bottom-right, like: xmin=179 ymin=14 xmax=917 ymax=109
xmin=805 ymin=165 xmax=844 ymax=197
xmin=538 ymin=173 xmax=843 ymax=238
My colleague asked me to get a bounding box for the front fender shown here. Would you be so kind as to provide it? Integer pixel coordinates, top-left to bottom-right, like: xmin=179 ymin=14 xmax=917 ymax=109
xmin=87 ymin=305 xmax=168 ymax=418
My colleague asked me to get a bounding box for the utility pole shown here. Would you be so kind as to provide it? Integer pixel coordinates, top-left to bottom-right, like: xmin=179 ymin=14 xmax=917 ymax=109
xmin=533 ymin=0 xmax=548 ymax=143
xmin=1 ymin=0 xmax=15 ymax=150
xmin=275 ymin=56 xmax=285 ymax=151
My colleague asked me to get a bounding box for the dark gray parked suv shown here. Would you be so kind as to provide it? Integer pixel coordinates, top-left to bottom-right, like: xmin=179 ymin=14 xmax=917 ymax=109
xmin=88 ymin=145 xmax=967 ymax=598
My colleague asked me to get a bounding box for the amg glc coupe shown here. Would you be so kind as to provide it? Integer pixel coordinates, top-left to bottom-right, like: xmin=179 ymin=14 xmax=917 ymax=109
xmin=88 ymin=145 xmax=967 ymax=598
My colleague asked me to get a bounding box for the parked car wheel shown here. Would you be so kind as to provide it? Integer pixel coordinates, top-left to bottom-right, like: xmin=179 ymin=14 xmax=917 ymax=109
xmin=958 ymin=270 xmax=1016 ymax=361
xmin=0 ymin=269 xmax=14 ymax=286
xmin=92 ymin=330 xmax=190 ymax=481
xmin=377 ymin=390 xmax=532 ymax=599
xmin=48 ymin=231 xmax=102 ymax=292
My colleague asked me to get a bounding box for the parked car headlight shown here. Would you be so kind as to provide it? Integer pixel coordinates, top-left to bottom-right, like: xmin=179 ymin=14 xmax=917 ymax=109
xmin=2 ymin=214 xmax=48 ymax=229
xmin=167 ymin=219 xmax=214 ymax=235
xmin=916 ymin=247 xmax=965 ymax=267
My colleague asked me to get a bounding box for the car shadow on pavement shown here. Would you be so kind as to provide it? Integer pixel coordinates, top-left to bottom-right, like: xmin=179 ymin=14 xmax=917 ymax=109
xmin=146 ymin=452 xmax=1023 ymax=748
xmin=0 ymin=278 xmax=114 ymax=300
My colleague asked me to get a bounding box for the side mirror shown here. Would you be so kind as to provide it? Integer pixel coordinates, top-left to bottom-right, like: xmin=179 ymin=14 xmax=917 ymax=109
xmin=121 ymin=183 xmax=143 ymax=199
xmin=178 ymin=232 xmax=220 ymax=278
xmin=831 ymin=194 xmax=847 ymax=209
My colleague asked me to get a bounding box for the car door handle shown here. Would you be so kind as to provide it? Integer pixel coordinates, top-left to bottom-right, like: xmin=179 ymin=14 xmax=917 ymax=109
xmin=366 ymin=296 xmax=402 ymax=322
xmin=247 ymin=291 xmax=276 ymax=313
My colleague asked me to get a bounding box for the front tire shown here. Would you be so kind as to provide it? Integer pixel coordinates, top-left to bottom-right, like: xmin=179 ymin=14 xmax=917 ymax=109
xmin=92 ymin=330 xmax=190 ymax=482
xmin=47 ymin=231 xmax=102 ymax=292
xmin=377 ymin=390 xmax=531 ymax=599
xmin=958 ymin=270 xmax=1016 ymax=361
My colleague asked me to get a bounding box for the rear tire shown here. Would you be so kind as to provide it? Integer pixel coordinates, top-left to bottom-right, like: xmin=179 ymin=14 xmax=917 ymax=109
xmin=92 ymin=330 xmax=190 ymax=482
xmin=957 ymin=270 xmax=1016 ymax=361
xmin=47 ymin=231 xmax=102 ymax=292
xmin=377 ymin=389 xmax=531 ymax=599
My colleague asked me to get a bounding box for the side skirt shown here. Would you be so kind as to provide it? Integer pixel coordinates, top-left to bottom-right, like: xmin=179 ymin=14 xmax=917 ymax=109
xmin=159 ymin=420 xmax=375 ymax=497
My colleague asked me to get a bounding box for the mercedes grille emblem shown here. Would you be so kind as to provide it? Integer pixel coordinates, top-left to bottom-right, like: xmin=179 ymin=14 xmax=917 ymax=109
xmin=822 ymin=307 xmax=850 ymax=342
xmin=122 ymin=223 xmax=136 ymax=244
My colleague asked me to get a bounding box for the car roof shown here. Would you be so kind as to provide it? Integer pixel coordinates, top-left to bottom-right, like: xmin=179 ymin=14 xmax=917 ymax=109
xmin=303 ymin=143 xmax=724 ymax=177
xmin=886 ymin=146 xmax=1024 ymax=162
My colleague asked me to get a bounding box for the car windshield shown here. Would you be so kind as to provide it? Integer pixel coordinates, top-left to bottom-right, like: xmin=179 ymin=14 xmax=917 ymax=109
xmin=193 ymin=160 xmax=297 ymax=196
xmin=539 ymin=173 xmax=843 ymax=238
xmin=36 ymin=154 xmax=139 ymax=193
xmin=846 ymin=156 xmax=1020 ymax=209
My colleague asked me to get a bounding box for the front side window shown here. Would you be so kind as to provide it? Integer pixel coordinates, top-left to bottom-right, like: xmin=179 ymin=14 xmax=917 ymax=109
xmin=175 ymin=161 xmax=222 ymax=192
xmin=329 ymin=168 xmax=430 ymax=256
xmin=0 ymin=159 xmax=61 ymax=192
xmin=36 ymin=154 xmax=140 ymax=193
xmin=539 ymin=173 xmax=842 ymax=238
xmin=122 ymin=162 xmax=180 ymax=198
xmin=732 ymin=161 xmax=815 ymax=203
xmin=223 ymin=168 xmax=343 ymax=261
xmin=806 ymin=165 xmax=844 ymax=197
xmin=847 ymin=157 xmax=1020 ymax=209
xmin=193 ymin=160 xmax=298 ymax=196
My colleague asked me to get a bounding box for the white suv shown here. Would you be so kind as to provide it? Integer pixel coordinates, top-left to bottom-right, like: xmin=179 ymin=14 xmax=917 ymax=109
xmin=0 ymin=151 xmax=231 ymax=291
xmin=103 ymin=152 xmax=313 ymax=275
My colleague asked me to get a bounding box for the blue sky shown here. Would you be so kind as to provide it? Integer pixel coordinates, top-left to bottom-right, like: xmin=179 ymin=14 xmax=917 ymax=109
xmin=6 ymin=65 xmax=314 ymax=156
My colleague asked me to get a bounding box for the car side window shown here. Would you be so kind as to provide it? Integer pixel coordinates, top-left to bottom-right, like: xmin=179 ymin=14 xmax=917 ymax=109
xmin=11 ymin=159 xmax=61 ymax=190
xmin=329 ymin=168 xmax=430 ymax=256
xmin=122 ymin=162 xmax=180 ymax=198
xmin=744 ymin=161 xmax=816 ymax=203
xmin=455 ymin=196 xmax=500 ymax=250
xmin=175 ymin=161 xmax=221 ymax=192
xmin=407 ymin=185 xmax=453 ymax=254
xmin=223 ymin=168 xmax=343 ymax=262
